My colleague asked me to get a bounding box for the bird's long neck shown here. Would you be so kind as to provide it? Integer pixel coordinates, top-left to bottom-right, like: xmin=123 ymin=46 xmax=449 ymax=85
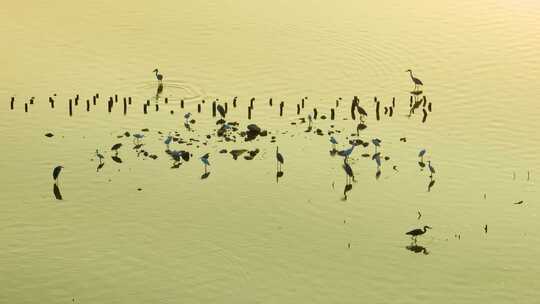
xmin=154 ymin=70 xmax=159 ymax=76
xmin=409 ymin=70 xmax=414 ymax=80
xmin=423 ymin=227 xmax=428 ymax=232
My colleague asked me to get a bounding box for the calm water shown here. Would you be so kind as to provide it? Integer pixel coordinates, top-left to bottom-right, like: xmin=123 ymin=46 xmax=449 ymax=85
xmin=2 ymin=1 xmax=540 ymax=303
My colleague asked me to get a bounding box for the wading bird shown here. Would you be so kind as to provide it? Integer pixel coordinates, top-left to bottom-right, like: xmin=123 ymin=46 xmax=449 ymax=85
xmin=330 ymin=136 xmax=338 ymax=150
xmin=276 ymin=147 xmax=284 ymax=172
xmin=406 ymin=225 xmax=432 ymax=242
xmin=52 ymin=165 xmax=64 ymax=182
xmin=153 ymin=69 xmax=163 ymax=83
xmin=406 ymin=69 xmax=423 ymax=91
xmin=338 ymin=144 xmax=355 ymax=160
xmin=372 ymin=138 xmax=381 ymax=153
xmin=133 ymin=133 xmax=144 ymax=143
xmin=95 ymin=149 xmax=104 ymax=163
xmin=356 ymin=123 xmax=367 ymax=135
xmin=418 ymin=149 xmax=426 ymax=162
xmin=111 ymin=143 xmax=122 ymax=155
xmin=164 ymin=135 xmax=172 ymax=149
xmin=200 ymin=153 xmax=210 ymax=173
xmin=216 ymin=104 xmax=226 ymax=118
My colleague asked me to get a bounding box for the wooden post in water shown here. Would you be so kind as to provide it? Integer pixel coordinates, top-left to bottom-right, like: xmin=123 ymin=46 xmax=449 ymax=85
xmin=115 ymin=94 xmax=118 ymax=103
xmin=392 ymin=97 xmax=395 ymax=108
xmin=336 ymin=99 xmax=339 ymax=108
xmin=146 ymin=100 xmax=150 ymax=106
xmin=165 ymin=97 xmax=168 ymax=104
xmin=409 ymin=96 xmax=413 ymax=107
xmin=375 ymin=101 xmax=380 ymax=121
xmin=248 ymin=106 xmax=252 ymax=119
xmin=269 ymin=98 xmax=273 ymax=106
xmin=108 ymin=99 xmax=113 ymax=113
xmin=86 ymin=100 xmax=90 ymax=112
xmin=128 ymin=96 xmax=132 ymax=105
xmin=250 ymin=97 xmax=254 ymax=109
xmin=331 ymin=108 xmax=335 ymax=120
xmin=301 ymin=98 xmax=305 ymax=109
xmin=69 ymin=100 xmax=73 ymax=116
xmin=422 ymin=96 xmax=427 ymax=107
xmin=389 ymin=106 xmax=393 ymax=117
xmin=350 ymin=100 xmax=356 ymax=120
xmin=123 ymin=99 xmax=127 ymax=115
xmin=10 ymin=97 xmax=14 ymax=110
xmin=143 ymin=104 xmax=148 ymax=114
xmin=49 ymin=97 xmax=55 ymax=108
xmin=428 ymin=102 xmax=432 ymax=112
xmin=25 ymin=103 xmax=28 ymax=113
xmin=224 ymin=102 xmax=228 ymax=113
xmin=92 ymin=96 xmax=96 ymax=105
xmin=155 ymin=104 xmax=159 ymax=112
xmin=296 ymin=104 xmax=300 ymax=115
xmin=233 ymin=97 xmax=237 ymax=108
xmin=96 ymin=93 xmax=99 ymax=99
xmin=74 ymin=97 xmax=78 ymax=106
xmin=197 ymin=104 xmax=201 ymax=113
xmin=313 ymin=108 xmax=318 ymax=119
xmin=212 ymin=101 xmax=216 ymax=117
xmin=181 ymin=99 xmax=184 ymax=108
xmin=279 ymin=102 xmax=284 ymax=117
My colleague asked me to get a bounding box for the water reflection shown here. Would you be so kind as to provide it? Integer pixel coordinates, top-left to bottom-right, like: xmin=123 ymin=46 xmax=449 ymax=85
xmin=343 ymin=183 xmax=353 ymax=201
xmin=156 ymin=83 xmax=163 ymax=99
xmin=405 ymin=243 xmax=429 ymax=255
xmin=53 ymin=183 xmax=63 ymax=200
xmin=427 ymin=179 xmax=436 ymax=192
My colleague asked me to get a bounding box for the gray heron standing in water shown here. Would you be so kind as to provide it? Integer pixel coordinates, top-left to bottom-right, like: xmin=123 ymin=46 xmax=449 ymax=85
xmin=418 ymin=149 xmax=426 ymax=162
xmin=406 ymin=225 xmax=432 ymax=242
xmin=276 ymin=147 xmax=284 ymax=172
xmin=95 ymin=150 xmax=104 ymax=164
xmin=153 ymin=69 xmax=163 ymax=83
xmin=52 ymin=166 xmax=64 ymax=183
xmin=406 ymin=69 xmax=423 ymax=91
xmin=330 ymin=136 xmax=338 ymax=150
xmin=372 ymin=138 xmax=381 ymax=153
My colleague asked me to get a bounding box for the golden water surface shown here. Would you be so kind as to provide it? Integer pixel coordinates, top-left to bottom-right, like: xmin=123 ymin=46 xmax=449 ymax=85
xmin=1 ymin=1 xmax=540 ymax=303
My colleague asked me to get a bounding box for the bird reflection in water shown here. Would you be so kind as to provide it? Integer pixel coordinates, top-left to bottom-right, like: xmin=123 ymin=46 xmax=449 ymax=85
xmin=275 ymin=147 xmax=284 ymax=183
xmin=156 ymin=83 xmax=163 ymax=100
xmin=427 ymin=179 xmax=436 ymax=192
xmin=406 ymin=243 xmax=429 ymax=255
xmin=53 ymin=183 xmax=63 ymax=200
